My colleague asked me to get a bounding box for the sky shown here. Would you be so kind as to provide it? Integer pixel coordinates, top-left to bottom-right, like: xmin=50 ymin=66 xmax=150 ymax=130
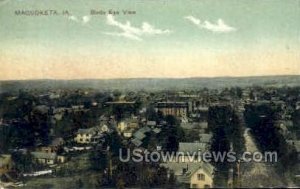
xmin=0 ymin=0 xmax=300 ymax=80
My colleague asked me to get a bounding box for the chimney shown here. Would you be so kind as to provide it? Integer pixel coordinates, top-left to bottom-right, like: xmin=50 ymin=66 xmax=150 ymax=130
xmin=182 ymin=164 xmax=189 ymax=175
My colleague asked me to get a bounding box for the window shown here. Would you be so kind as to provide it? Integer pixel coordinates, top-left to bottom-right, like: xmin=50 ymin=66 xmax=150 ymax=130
xmin=192 ymin=184 xmax=198 ymax=188
xmin=80 ymin=138 xmax=83 ymax=142
xmin=197 ymin=173 xmax=205 ymax=181
xmin=204 ymin=184 xmax=210 ymax=188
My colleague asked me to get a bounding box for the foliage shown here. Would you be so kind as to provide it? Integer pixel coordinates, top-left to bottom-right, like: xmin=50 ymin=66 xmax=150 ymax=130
xmin=162 ymin=115 xmax=185 ymax=152
xmin=89 ymin=149 xmax=108 ymax=171
xmin=11 ymin=152 xmax=42 ymax=173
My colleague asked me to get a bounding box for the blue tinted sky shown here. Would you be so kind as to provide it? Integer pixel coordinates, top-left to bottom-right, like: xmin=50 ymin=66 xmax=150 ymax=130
xmin=0 ymin=0 xmax=299 ymax=79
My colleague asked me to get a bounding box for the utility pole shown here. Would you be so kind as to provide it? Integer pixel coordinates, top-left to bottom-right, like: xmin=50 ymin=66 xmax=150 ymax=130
xmin=236 ymin=160 xmax=241 ymax=188
xmin=108 ymin=146 xmax=113 ymax=181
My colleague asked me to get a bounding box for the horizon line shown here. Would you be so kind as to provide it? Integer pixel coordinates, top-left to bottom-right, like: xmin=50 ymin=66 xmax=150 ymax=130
xmin=1 ymin=74 xmax=300 ymax=82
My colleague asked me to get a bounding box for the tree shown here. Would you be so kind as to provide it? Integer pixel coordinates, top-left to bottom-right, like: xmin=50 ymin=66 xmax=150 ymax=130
xmin=104 ymin=131 xmax=123 ymax=156
xmin=76 ymin=179 xmax=84 ymax=189
xmin=168 ymin=171 xmax=176 ymax=188
xmin=153 ymin=166 xmax=168 ymax=186
xmin=89 ymin=149 xmax=108 ymax=171
xmin=89 ymin=174 xmax=103 ymax=188
xmin=7 ymin=121 xmax=35 ymax=149
xmin=12 ymin=152 xmax=39 ymax=173
xmin=162 ymin=115 xmax=184 ymax=152
xmin=145 ymin=106 xmax=158 ymax=121
xmin=116 ymin=177 xmax=125 ymax=189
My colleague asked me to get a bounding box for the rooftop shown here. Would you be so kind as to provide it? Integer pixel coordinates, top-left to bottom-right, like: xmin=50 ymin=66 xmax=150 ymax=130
xmin=161 ymin=162 xmax=214 ymax=183
xmin=178 ymin=142 xmax=208 ymax=153
xmin=31 ymin=152 xmax=57 ymax=160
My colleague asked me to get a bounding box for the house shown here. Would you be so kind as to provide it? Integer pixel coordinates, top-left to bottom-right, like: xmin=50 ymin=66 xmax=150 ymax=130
xmin=130 ymin=126 xmax=151 ymax=147
xmin=0 ymin=155 xmax=13 ymax=175
xmin=133 ymin=131 xmax=146 ymax=141
xmin=199 ymin=134 xmax=212 ymax=144
xmin=133 ymin=126 xmax=151 ymax=140
xmin=131 ymin=138 xmax=143 ymax=147
xmin=117 ymin=118 xmax=139 ymax=134
xmin=198 ymin=122 xmax=208 ymax=130
xmin=181 ymin=122 xmax=200 ymax=130
xmin=194 ymin=106 xmax=209 ymax=121
xmin=138 ymin=126 xmax=151 ymax=133
xmin=147 ymin=121 xmax=157 ymax=127
xmin=172 ymin=142 xmax=208 ymax=163
xmin=155 ymin=102 xmax=189 ymax=118
xmin=36 ymin=138 xmax=65 ymax=155
xmin=198 ymin=122 xmax=209 ymax=134
xmin=31 ymin=152 xmax=57 ymax=165
xmin=118 ymin=121 xmax=127 ymax=133
xmin=179 ymin=142 xmax=208 ymax=153
xmin=123 ymin=128 xmax=135 ymax=138
xmin=71 ymin=105 xmax=84 ymax=110
xmin=99 ymin=124 xmax=110 ymax=134
xmin=51 ymin=137 xmax=65 ymax=148
xmin=161 ymin=162 xmax=214 ymax=189
xmin=74 ymin=127 xmax=103 ymax=144
xmin=33 ymin=105 xmax=50 ymax=114
xmin=128 ymin=118 xmax=139 ymax=129
xmin=152 ymin=128 xmax=161 ymax=134
xmin=57 ymin=155 xmax=66 ymax=163
xmin=37 ymin=146 xmax=57 ymax=154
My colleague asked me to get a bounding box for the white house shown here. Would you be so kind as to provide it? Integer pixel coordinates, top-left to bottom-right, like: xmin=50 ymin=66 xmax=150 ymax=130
xmin=161 ymin=162 xmax=214 ymax=189
xmin=74 ymin=127 xmax=103 ymax=144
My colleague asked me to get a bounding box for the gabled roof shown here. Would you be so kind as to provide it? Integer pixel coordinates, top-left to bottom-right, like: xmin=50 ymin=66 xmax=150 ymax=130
xmin=51 ymin=137 xmax=64 ymax=146
xmin=161 ymin=162 xmax=214 ymax=183
xmin=77 ymin=125 xmax=103 ymax=135
xmin=34 ymin=105 xmax=49 ymax=114
xmin=131 ymin=138 xmax=143 ymax=147
xmin=147 ymin=121 xmax=157 ymax=126
xmin=198 ymin=122 xmax=208 ymax=129
xmin=199 ymin=133 xmax=213 ymax=143
xmin=77 ymin=128 xmax=95 ymax=135
xmin=178 ymin=142 xmax=208 ymax=153
xmin=133 ymin=131 xmax=146 ymax=140
xmin=31 ymin=152 xmax=57 ymax=160
xmin=152 ymin=128 xmax=161 ymax=134
xmin=139 ymin=126 xmax=151 ymax=133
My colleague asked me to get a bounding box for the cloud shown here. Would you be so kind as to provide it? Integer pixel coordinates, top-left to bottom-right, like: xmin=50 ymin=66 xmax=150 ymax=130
xmin=185 ymin=16 xmax=236 ymax=33
xmin=104 ymin=14 xmax=171 ymax=41
xmin=68 ymin=15 xmax=91 ymax=24
xmin=103 ymin=31 xmax=143 ymax=41
xmin=82 ymin=15 xmax=91 ymax=24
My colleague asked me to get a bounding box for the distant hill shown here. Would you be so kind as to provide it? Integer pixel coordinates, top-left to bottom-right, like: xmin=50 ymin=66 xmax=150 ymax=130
xmin=1 ymin=75 xmax=300 ymax=92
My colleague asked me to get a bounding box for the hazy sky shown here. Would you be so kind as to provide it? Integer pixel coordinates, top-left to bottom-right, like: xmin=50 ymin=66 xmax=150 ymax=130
xmin=0 ymin=0 xmax=300 ymax=80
